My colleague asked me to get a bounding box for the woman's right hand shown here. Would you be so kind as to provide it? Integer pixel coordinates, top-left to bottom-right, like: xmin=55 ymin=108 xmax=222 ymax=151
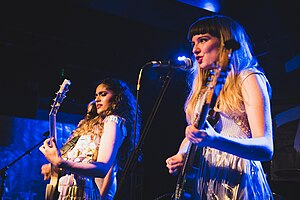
xmin=166 ymin=153 xmax=184 ymax=175
xmin=39 ymin=137 xmax=62 ymax=167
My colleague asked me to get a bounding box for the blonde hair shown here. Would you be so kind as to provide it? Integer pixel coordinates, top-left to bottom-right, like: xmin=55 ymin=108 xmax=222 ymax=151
xmin=185 ymin=15 xmax=262 ymax=124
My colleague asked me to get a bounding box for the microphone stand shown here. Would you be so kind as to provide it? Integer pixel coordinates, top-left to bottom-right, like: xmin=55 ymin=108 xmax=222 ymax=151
xmin=115 ymin=68 xmax=175 ymax=200
xmin=0 ymin=131 xmax=49 ymax=199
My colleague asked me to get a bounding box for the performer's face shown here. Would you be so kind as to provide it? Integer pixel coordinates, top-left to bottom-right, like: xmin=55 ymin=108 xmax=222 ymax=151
xmin=191 ymin=33 xmax=220 ymax=70
xmin=95 ymin=84 xmax=114 ymax=114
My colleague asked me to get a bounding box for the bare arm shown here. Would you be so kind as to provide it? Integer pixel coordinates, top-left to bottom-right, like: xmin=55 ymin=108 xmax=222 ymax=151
xmin=40 ymin=118 xmax=124 ymax=178
xmin=186 ymin=73 xmax=273 ymax=161
xmin=165 ymin=137 xmax=190 ymax=174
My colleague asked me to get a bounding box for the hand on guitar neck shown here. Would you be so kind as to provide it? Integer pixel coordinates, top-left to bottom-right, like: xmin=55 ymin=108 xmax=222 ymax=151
xmin=39 ymin=79 xmax=71 ymax=200
xmin=166 ymin=37 xmax=239 ymax=199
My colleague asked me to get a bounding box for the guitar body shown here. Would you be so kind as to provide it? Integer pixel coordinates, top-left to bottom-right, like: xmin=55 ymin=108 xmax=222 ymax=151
xmin=45 ymin=175 xmax=59 ymax=200
xmin=45 ymin=79 xmax=71 ymax=200
xmin=172 ymin=40 xmax=240 ymax=200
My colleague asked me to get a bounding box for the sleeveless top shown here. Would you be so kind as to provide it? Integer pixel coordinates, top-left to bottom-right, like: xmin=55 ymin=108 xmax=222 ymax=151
xmin=194 ymin=69 xmax=274 ymax=199
xmin=57 ymin=115 xmax=127 ymax=200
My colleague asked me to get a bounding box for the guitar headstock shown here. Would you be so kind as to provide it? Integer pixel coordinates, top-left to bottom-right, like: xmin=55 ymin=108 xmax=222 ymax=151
xmin=219 ymin=39 xmax=240 ymax=69
xmin=205 ymin=39 xmax=240 ymax=107
xmin=49 ymin=79 xmax=72 ymax=116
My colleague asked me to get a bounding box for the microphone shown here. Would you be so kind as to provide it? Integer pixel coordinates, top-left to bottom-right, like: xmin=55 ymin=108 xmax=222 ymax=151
xmin=149 ymin=57 xmax=193 ymax=70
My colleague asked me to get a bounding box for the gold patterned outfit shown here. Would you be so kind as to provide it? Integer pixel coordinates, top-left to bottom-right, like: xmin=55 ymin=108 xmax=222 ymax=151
xmin=57 ymin=115 xmax=127 ymax=200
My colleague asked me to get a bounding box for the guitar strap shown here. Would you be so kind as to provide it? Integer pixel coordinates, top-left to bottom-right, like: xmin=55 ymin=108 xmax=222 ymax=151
xmin=60 ymin=136 xmax=80 ymax=156
xmin=207 ymin=109 xmax=220 ymax=127
xmin=231 ymin=114 xmax=251 ymax=138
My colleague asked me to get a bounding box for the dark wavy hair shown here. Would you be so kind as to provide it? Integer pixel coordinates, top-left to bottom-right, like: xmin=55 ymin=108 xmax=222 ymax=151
xmin=91 ymin=77 xmax=142 ymax=170
xmin=62 ymin=77 xmax=141 ymax=175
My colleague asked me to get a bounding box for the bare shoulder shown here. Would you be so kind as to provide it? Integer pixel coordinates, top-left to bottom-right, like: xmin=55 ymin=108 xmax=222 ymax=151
xmin=242 ymin=74 xmax=271 ymax=110
xmin=104 ymin=115 xmax=125 ymax=125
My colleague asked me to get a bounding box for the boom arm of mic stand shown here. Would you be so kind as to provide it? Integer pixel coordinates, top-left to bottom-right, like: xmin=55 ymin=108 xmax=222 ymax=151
xmin=115 ymin=69 xmax=175 ymax=200
xmin=0 ymin=131 xmax=49 ymax=199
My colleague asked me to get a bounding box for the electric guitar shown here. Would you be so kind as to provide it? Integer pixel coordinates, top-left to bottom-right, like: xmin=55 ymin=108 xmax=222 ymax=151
xmin=172 ymin=40 xmax=240 ymax=200
xmin=45 ymin=79 xmax=71 ymax=200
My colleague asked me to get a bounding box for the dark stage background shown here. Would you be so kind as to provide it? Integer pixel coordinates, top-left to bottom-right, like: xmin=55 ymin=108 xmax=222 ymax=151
xmin=0 ymin=0 xmax=299 ymax=199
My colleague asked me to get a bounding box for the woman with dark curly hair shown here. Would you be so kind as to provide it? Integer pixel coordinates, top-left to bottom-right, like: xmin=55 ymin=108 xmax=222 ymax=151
xmin=40 ymin=77 xmax=141 ymax=200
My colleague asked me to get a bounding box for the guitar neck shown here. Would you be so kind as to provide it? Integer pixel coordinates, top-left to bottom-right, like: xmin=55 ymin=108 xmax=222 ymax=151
xmin=45 ymin=79 xmax=71 ymax=200
xmin=173 ymin=71 xmax=224 ymax=200
xmin=173 ymin=41 xmax=238 ymax=200
xmin=49 ymin=115 xmax=57 ymax=139
xmin=180 ymin=142 xmax=199 ymax=176
xmin=174 ymin=141 xmax=201 ymax=200
xmin=48 ymin=78 xmax=71 ymax=149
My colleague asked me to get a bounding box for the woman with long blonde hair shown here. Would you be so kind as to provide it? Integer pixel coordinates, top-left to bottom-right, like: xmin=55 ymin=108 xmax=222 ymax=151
xmin=166 ymin=15 xmax=274 ymax=199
